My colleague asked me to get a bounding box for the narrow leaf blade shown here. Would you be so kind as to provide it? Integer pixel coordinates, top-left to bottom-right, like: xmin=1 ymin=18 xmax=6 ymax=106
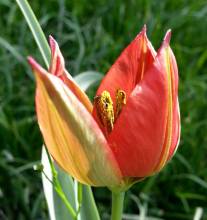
xmin=16 ymin=0 xmax=50 ymax=67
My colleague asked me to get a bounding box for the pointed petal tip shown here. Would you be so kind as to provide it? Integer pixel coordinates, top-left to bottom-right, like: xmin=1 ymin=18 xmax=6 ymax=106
xmin=140 ymin=24 xmax=147 ymax=36
xmin=27 ymin=56 xmax=36 ymax=67
xmin=142 ymin=24 xmax=147 ymax=33
xmin=135 ymin=24 xmax=147 ymax=40
xmin=163 ymin=30 xmax=172 ymax=46
xmin=27 ymin=56 xmax=47 ymax=77
xmin=157 ymin=30 xmax=172 ymax=54
xmin=48 ymin=35 xmax=65 ymax=76
xmin=49 ymin=35 xmax=55 ymax=45
xmin=27 ymin=56 xmax=33 ymax=62
xmin=49 ymin=35 xmax=57 ymax=54
xmin=49 ymin=34 xmax=54 ymax=40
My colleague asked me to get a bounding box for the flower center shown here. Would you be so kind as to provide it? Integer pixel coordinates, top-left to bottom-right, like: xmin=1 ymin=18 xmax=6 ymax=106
xmin=94 ymin=89 xmax=126 ymax=134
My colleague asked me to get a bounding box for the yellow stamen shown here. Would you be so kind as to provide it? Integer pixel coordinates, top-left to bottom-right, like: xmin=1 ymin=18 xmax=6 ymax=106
xmin=115 ymin=89 xmax=126 ymax=120
xmin=94 ymin=91 xmax=114 ymax=133
xmin=94 ymin=89 xmax=126 ymax=134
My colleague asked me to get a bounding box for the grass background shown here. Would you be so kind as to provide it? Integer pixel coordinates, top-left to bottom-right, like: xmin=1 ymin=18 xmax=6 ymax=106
xmin=0 ymin=0 xmax=207 ymax=219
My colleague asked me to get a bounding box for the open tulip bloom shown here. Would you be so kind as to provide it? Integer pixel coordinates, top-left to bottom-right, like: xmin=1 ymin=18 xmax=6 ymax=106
xmin=28 ymin=25 xmax=180 ymax=194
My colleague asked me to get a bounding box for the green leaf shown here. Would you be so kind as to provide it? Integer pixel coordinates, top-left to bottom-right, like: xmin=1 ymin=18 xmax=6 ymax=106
xmin=80 ymin=186 xmax=100 ymax=220
xmin=16 ymin=0 xmax=50 ymax=68
xmin=74 ymin=71 xmax=103 ymax=91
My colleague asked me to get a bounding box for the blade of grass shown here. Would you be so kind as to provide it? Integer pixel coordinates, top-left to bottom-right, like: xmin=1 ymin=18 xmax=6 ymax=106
xmin=0 ymin=36 xmax=33 ymax=79
xmin=16 ymin=0 xmax=50 ymax=68
xmin=0 ymin=37 xmax=26 ymax=65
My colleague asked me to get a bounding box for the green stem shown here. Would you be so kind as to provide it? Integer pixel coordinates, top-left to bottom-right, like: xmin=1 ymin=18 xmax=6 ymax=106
xmin=111 ymin=192 xmax=125 ymax=220
xmin=55 ymin=184 xmax=77 ymax=219
xmin=45 ymin=147 xmax=77 ymax=219
xmin=74 ymin=179 xmax=82 ymax=219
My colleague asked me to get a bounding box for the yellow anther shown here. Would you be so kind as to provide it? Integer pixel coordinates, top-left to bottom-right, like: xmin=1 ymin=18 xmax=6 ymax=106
xmin=115 ymin=89 xmax=126 ymax=120
xmin=94 ymin=91 xmax=114 ymax=133
xmin=94 ymin=89 xmax=126 ymax=134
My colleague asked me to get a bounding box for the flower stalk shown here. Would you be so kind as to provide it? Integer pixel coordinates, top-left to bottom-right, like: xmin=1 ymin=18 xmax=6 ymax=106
xmin=45 ymin=147 xmax=77 ymax=219
xmin=111 ymin=191 xmax=125 ymax=220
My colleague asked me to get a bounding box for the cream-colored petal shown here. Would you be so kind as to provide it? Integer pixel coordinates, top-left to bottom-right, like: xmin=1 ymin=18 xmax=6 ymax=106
xmin=29 ymin=58 xmax=122 ymax=187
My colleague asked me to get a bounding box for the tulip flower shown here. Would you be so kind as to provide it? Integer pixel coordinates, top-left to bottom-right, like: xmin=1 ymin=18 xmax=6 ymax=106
xmin=28 ymin=26 xmax=180 ymax=189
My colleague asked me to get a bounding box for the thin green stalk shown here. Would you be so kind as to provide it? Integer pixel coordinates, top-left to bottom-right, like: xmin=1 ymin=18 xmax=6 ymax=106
xmin=77 ymin=181 xmax=83 ymax=214
xmin=111 ymin=192 xmax=125 ymax=220
xmin=42 ymin=167 xmax=77 ymax=219
xmin=45 ymin=147 xmax=77 ymax=219
xmin=55 ymin=180 xmax=77 ymax=219
xmin=74 ymin=180 xmax=83 ymax=220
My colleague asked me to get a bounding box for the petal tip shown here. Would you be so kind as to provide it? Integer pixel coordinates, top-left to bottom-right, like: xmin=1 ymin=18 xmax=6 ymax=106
xmin=27 ymin=56 xmax=33 ymax=63
xmin=142 ymin=24 xmax=147 ymax=33
xmin=27 ymin=56 xmax=47 ymax=77
xmin=48 ymin=35 xmax=65 ymax=75
xmin=49 ymin=34 xmax=54 ymax=41
xmin=27 ymin=56 xmax=36 ymax=68
xmin=163 ymin=29 xmax=172 ymax=45
xmin=135 ymin=24 xmax=147 ymax=40
xmin=49 ymin=35 xmax=55 ymax=45
xmin=140 ymin=24 xmax=147 ymax=36
xmin=49 ymin=35 xmax=56 ymax=54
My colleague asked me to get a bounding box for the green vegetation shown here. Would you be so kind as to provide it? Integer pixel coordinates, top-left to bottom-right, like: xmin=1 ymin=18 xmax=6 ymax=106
xmin=0 ymin=0 xmax=207 ymax=219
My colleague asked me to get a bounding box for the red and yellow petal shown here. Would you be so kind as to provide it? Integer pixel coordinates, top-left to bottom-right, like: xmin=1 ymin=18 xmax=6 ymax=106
xmin=107 ymin=31 xmax=179 ymax=177
xmin=28 ymin=57 xmax=122 ymax=187
xmin=49 ymin=36 xmax=93 ymax=113
xmin=154 ymin=37 xmax=180 ymax=169
xmin=167 ymin=100 xmax=180 ymax=161
xmin=92 ymin=26 xmax=156 ymax=134
xmin=166 ymin=48 xmax=180 ymax=161
xmin=94 ymin=25 xmax=156 ymax=105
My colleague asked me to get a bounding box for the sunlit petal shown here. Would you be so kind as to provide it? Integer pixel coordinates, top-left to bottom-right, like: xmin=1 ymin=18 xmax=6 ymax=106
xmin=107 ymin=33 xmax=177 ymax=177
xmin=29 ymin=57 xmax=122 ymax=186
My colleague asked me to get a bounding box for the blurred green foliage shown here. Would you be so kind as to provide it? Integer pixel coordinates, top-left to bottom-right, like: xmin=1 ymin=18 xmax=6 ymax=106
xmin=0 ymin=0 xmax=207 ymax=219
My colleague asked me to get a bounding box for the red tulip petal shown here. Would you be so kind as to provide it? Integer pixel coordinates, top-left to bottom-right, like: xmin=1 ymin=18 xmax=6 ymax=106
xmin=93 ymin=26 xmax=156 ymax=135
xmin=28 ymin=57 xmax=122 ymax=186
xmin=107 ymin=32 xmax=178 ymax=177
xmin=49 ymin=35 xmax=65 ymax=77
xmin=94 ymin=25 xmax=156 ymax=104
xmin=49 ymin=36 xmax=93 ymax=112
